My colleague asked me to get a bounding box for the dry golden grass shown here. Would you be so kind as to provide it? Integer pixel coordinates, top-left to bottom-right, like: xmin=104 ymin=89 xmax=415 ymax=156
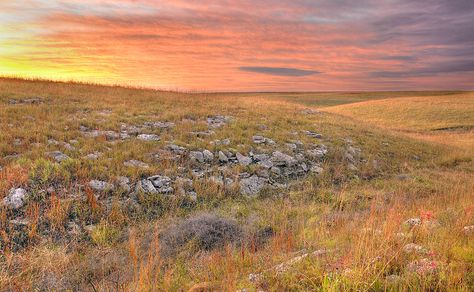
xmin=324 ymin=92 xmax=474 ymax=152
xmin=0 ymin=78 xmax=473 ymax=291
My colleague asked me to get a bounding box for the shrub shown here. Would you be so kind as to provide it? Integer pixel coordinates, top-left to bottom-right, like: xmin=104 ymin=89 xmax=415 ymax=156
xmin=91 ymin=221 xmax=120 ymax=247
xmin=159 ymin=213 xmax=242 ymax=257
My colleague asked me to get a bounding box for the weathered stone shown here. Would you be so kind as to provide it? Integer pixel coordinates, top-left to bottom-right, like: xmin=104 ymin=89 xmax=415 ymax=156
xmin=167 ymin=144 xmax=187 ymax=155
xmin=271 ymin=151 xmax=296 ymax=167
xmin=252 ymin=135 xmax=275 ymax=145
xmin=218 ymin=151 xmax=228 ymax=163
xmin=303 ymin=130 xmax=322 ymax=139
xmin=144 ymin=121 xmax=175 ymax=129
xmin=240 ymin=175 xmax=267 ymax=195
xmin=306 ymin=146 xmax=328 ymax=159
xmin=403 ymin=243 xmax=428 ymax=255
xmin=147 ymin=175 xmax=173 ymax=193
xmin=190 ymin=130 xmax=215 ymax=137
xmin=116 ymin=176 xmax=131 ymax=190
xmin=84 ymin=152 xmax=101 ymax=160
xmin=202 ymin=150 xmax=214 ymax=162
xmin=190 ymin=151 xmax=205 ymax=163
xmin=404 ymin=218 xmax=422 ymax=227
xmin=46 ymin=151 xmax=70 ymax=162
xmin=2 ymin=188 xmax=27 ymax=209
xmin=463 ymin=225 xmax=474 ymax=235
xmin=301 ymin=108 xmax=320 ymax=115
xmin=88 ymin=180 xmax=114 ymax=192
xmin=310 ymin=165 xmax=324 ymax=174
xmin=285 ymin=143 xmax=297 ymax=150
xmin=207 ymin=115 xmax=232 ymax=128
xmin=124 ymin=159 xmax=149 ymax=168
xmin=407 ymin=258 xmax=437 ymax=275
xmin=236 ymin=152 xmax=252 ymax=166
xmin=137 ymin=134 xmax=160 ymax=141
xmin=212 ymin=138 xmax=231 ymax=146
xmin=135 ymin=179 xmax=158 ymax=194
xmin=257 ymin=159 xmax=273 ymax=169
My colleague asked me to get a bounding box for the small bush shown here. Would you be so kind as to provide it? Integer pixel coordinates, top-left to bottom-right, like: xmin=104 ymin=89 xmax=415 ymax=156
xmin=91 ymin=221 xmax=120 ymax=247
xmin=160 ymin=213 xmax=242 ymax=257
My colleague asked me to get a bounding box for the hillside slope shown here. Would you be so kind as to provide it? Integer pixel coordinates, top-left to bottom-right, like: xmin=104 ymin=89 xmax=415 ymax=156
xmin=0 ymin=79 xmax=473 ymax=291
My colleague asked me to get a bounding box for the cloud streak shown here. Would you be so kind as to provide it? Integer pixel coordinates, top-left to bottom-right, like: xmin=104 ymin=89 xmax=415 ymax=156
xmin=239 ymin=66 xmax=319 ymax=76
xmin=0 ymin=0 xmax=473 ymax=90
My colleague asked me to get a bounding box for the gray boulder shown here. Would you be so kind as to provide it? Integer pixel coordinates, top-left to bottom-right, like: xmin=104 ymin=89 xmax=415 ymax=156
xmin=88 ymin=180 xmax=114 ymax=192
xmin=236 ymin=153 xmax=252 ymax=166
xmin=202 ymin=150 xmax=214 ymax=162
xmin=190 ymin=151 xmax=205 ymax=163
xmin=137 ymin=134 xmax=160 ymax=141
xmin=124 ymin=159 xmax=149 ymax=168
xmin=135 ymin=179 xmax=158 ymax=194
xmin=148 ymin=175 xmax=173 ymax=193
xmin=46 ymin=151 xmax=70 ymax=163
xmin=218 ymin=151 xmax=228 ymax=163
xmin=2 ymin=188 xmax=27 ymax=209
xmin=271 ymin=151 xmax=296 ymax=167
xmin=240 ymin=175 xmax=267 ymax=195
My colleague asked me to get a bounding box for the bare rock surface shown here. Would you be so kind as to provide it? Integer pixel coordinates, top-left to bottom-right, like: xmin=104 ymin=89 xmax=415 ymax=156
xmin=2 ymin=188 xmax=27 ymax=209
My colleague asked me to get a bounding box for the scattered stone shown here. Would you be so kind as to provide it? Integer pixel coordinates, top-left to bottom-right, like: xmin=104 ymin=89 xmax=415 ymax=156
xmin=137 ymin=134 xmax=160 ymax=141
xmin=135 ymin=179 xmax=158 ymax=194
xmin=190 ymin=130 xmax=215 ymax=137
xmin=207 ymin=115 xmax=232 ymax=128
xmin=167 ymin=144 xmax=187 ymax=155
xmin=301 ymin=108 xmax=320 ymax=115
xmin=144 ymin=121 xmax=175 ymax=129
xmin=218 ymin=151 xmax=228 ymax=163
xmin=240 ymin=175 xmax=267 ymax=195
xmin=306 ymin=145 xmax=328 ymax=159
xmin=211 ymin=138 xmax=231 ymax=146
xmin=303 ymin=130 xmax=322 ymax=139
xmin=46 ymin=151 xmax=70 ymax=163
xmin=190 ymin=151 xmax=205 ymax=163
xmin=116 ymin=176 xmax=131 ymax=192
xmin=124 ymin=159 xmax=149 ymax=168
xmin=285 ymin=143 xmax=297 ymax=150
xmin=403 ymin=243 xmax=428 ymax=255
xmin=2 ymin=188 xmax=27 ymax=209
xmin=236 ymin=153 xmax=252 ymax=166
xmin=396 ymin=174 xmax=413 ymax=181
xmin=385 ymin=274 xmax=402 ymax=284
xmin=404 ymin=218 xmax=422 ymax=227
xmin=202 ymin=150 xmax=214 ymax=162
xmin=463 ymin=225 xmax=474 ymax=235
xmin=84 ymin=152 xmax=101 ymax=160
xmin=310 ymin=165 xmax=324 ymax=174
xmin=148 ymin=175 xmax=173 ymax=193
xmin=252 ymin=135 xmax=275 ymax=145
xmin=8 ymin=97 xmax=44 ymax=105
xmin=13 ymin=138 xmax=22 ymax=146
xmin=407 ymin=258 xmax=437 ymax=275
xmin=10 ymin=218 xmax=30 ymax=227
xmin=270 ymin=151 xmax=296 ymax=167
xmin=88 ymin=180 xmax=114 ymax=192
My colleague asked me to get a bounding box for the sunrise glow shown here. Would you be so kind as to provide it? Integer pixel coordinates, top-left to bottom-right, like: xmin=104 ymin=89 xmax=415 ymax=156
xmin=1 ymin=1 xmax=473 ymax=91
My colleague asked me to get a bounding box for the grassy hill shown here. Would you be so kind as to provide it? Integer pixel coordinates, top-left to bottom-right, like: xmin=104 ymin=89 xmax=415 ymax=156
xmin=0 ymin=78 xmax=473 ymax=290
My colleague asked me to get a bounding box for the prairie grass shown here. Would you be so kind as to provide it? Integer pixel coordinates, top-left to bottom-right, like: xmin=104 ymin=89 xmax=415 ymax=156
xmin=0 ymin=77 xmax=473 ymax=290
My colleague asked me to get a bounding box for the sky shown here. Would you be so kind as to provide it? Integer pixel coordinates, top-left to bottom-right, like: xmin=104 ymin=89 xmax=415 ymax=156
xmin=0 ymin=0 xmax=473 ymax=91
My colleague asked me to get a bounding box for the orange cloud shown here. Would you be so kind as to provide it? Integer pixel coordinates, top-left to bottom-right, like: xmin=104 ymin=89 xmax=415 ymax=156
xmin=0 ymin=1 xmax=472 ymax=90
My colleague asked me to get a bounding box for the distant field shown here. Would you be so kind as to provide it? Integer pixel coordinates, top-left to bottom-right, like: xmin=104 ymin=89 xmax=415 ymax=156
xmin=244 ymin=91 xmax=463 ymax=107
xmin=324 ymin=92 xmax=474 ymax=151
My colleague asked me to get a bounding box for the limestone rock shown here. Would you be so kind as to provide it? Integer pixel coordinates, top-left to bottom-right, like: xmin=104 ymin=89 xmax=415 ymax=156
xmin=2 ymin=188 xmax=27 ymax=209
xmin=240 ymin=175 xmax=266 ymax=195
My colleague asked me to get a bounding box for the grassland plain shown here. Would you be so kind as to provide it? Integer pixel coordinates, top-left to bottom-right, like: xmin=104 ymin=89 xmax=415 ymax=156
xmin=0 ymin=78 xmax=473 ymax=291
